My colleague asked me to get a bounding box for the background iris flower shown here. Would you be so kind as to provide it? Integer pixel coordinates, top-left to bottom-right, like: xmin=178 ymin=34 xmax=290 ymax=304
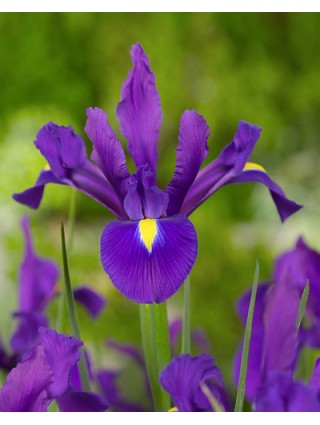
xmin=13 ymin=43 xmax=302 ymax=304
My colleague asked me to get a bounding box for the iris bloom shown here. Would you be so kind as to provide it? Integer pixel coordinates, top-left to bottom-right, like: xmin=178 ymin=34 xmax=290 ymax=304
xmin=159 ymin=353 xmax=229 ymax=412
xmin=0 ymin=216 xmax=106 ymax=372
xmin=234 ymin=269 xmax=301 ymax=401
xmin=0 ymin=328 xmax=107 ymax=412
xmin=13 ymin=43 xmax=302 ymax=303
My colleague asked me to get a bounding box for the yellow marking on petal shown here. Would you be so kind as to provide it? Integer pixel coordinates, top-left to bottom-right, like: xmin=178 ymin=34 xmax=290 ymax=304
xmin=44 ymin=162 xmax=51 ymax=170
xmin=243 ymin=162 xmax=266 ymax=173
xmin=139 ymin=218 xmax=157 ymax=253
xmin=168 ymin=407 xmax=178 ymax=412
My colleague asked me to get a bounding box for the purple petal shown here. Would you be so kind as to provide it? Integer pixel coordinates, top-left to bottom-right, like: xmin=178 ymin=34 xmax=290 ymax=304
xmin=19 ymin=216 xmax=59 ymax=312
xmin=166 ymin=110 xmax=210 ymax=215
xmin=97 ymin=370 xmax=144 ymax=412
xmin=57 ymin=390 xmax=108 ymax=412
xmin=39 ymin=328 xmax=82 ymax=398
xmin=169 ymin=318 xmax=182 ymax=351
xmin=181 ymin=120 xmax=261 ymax=215
xmin=255 ymin=372 xmax=320 ymax=412
xmin=34 ymin=123 xmax=87 ymax=179
xmin=159 ymin=354 xmax=226 ymax=412
xmin=309 ymin=358 xmax=320 ymax=395
xmin=12 ymin=169 xmax=63 ymax=209
xmin=0 ymin=344 xmax=53 ymax=412
xmin=0 ymin=340 xmax=17 ymax=372
xmin=262 ymin=278 xmax=300 ymax=376
xmin=227 ymin=168 xmax=303 ymax=222
xmin=275 ymin=237 xmax=320 ymax=324
xmin=117 ymin=43 xmax=162 ymax=178
xmin=100 ymin=215 xmax=197 ymax=303
xmin=10 ymin=312 xmax=48 ymax=357
xmin=85 ymin=107 xmax=130 ymax=199
xmin=73 ymin=286 xmax=107 ymax=318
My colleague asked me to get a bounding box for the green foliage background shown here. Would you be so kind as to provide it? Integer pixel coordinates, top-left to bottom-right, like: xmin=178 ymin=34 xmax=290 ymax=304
xmin=1 ymin=13 xmax=320 ymax=402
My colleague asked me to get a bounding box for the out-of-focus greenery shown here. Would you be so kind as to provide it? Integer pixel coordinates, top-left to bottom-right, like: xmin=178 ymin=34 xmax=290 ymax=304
xmin=1 ymin=13 xmax=320 ymax=400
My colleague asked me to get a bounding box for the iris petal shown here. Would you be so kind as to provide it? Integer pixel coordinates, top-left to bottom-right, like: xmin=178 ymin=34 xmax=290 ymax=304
xmin=166 ymin=110 xmax=210 ymax=215
xmin=117 ymin=43 xmax=162 ymax=179
xmin=100 ymin=215 xmax=197 ymax=303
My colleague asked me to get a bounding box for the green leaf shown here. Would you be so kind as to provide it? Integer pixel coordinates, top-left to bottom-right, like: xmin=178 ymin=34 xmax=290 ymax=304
xmin=234 ymin=260 xmax=260 ymax=412
xmin=296 ymin=281 xmax=310 ymax=330
xmin=60 ymin=221 xmax=90 ymax=392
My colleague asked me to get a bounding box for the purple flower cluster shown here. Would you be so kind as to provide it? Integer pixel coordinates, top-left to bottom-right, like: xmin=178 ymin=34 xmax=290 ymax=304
xmin=233 ymin=237 xmax=320 ymax=411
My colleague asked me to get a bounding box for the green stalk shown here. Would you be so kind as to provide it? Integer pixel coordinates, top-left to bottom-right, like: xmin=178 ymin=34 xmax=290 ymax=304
xmin=61 ymin=222 xmax=90 ymax=392
xmin=181 ymin=276 xmax=191 ymax=354
xmin=234 ymin=261 xmax=260 ymax=412
xmin=140 ymin=303 xmax=171 ymax=411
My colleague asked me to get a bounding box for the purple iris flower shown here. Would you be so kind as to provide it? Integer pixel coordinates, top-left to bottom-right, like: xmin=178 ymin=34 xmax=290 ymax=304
xmin=13 ymin=43 xmax=302 ymax=304
xmin=234 ymin=273 xmax=301 ymax=402
xmin=0 ymin=328 xmax=108 ymax=412
xmin=274 ymin=237 xmax=320 ymax=348
xmin=73 ymin=286 xmax=106 ymax=319
xmin=9 ymin=216 xmax=59 ymax=358
xmin=255 ymin=366 xmax=320 ymax=412
xmin=159 ymin=353 xmax=230 ymax=412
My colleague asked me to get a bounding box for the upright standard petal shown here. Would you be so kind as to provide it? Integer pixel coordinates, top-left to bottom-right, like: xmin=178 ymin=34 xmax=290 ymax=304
xmin=166 ymin=110 xmax=210 ymax=215
xmin=85 ymin=107 xmax=130 ymax=199
xmin=100 ymin=215 xmax=197 ymax=303
xmin=0 ymin=344 xmax=53 ymax=412
xmin=19 ymin=216 xmax=59 ymax=312
xmin=117 ymin=43 xmax=162 ymax=179
xmin=159 ymin=354 xmax=228 ymax=412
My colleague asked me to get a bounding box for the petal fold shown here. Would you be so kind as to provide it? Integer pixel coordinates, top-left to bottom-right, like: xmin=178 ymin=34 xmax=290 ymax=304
xmin=100 ymin=215 xmax=197 ymax=303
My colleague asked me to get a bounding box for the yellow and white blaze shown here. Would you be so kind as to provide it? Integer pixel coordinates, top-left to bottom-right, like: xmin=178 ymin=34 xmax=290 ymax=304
xmin=139 ymin=218 xmax=158 ymax=253
xmin=243 ymin=162 xmax=266 ymax=173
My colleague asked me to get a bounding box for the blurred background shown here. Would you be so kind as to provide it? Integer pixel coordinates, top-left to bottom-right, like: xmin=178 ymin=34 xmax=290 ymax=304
xmin=0 ymin=13 xmax=319 ymax=402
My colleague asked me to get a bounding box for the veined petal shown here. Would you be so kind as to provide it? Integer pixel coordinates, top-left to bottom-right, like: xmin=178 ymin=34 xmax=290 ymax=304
xmin=19 ymin=216 xmax=59 ymax=312
xmin=73 ymin=286 xmax=107 ymax=319
xmin=85 ymin=107 xmax=130 ymax=199
xmin=166 ymin=110 xmax=210 ymax=215
xmin=181 ymin=120 xmax=261 ymax=215
xmin=100 ymin=215 xmax=197 ymax=303
xmin=0 ymin=344 xmax=53 ymax=412
xmin=117 ymin=43 xmax=162 ymax=178
xmin=39 ymin=328 xmax=82 ymax=399
xmin=159 ymin=354 xmax=227 ymax=412
xmin=34 ymin=123 xmax=87 ymax=179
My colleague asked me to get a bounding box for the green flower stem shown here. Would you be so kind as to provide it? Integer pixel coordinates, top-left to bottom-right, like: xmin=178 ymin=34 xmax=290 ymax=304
xmin=140 ymin=302 xmax=171 ymax=411
xmin=181 ymin=276 xmax=191 ymax=354
xmin=61 ymin=222 xmax=90 ymax=392
xmin=234 ymin=261 xmax=260 ymax=412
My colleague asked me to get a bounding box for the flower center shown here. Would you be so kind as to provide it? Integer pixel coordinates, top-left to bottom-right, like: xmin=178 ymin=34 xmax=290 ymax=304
xmin=139 ymin=218 xmax=157 ymax=253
